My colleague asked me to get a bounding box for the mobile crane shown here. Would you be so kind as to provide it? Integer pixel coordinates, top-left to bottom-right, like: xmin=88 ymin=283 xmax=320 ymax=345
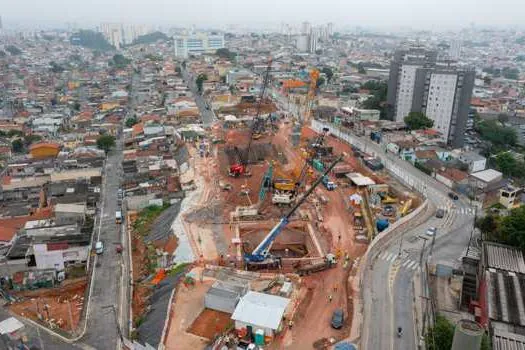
xmin=228 ymin=58 xmax=273 ymax=177
xmin=245 ymin=153 xmax=345 ymax=269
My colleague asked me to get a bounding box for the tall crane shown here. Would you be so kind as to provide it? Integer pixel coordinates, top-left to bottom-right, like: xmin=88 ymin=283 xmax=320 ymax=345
xmin=244 ymin=153 xmax=345 ymax=267
xmin=302 ymin=69 xmax=320 ymax=124
xmin=295 ymin=127 xmax=330 ymax=190
xmin=229 ymin=58 xmax=273 ymax=177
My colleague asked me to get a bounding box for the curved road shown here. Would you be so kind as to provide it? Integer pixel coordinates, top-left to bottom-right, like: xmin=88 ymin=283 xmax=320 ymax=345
xmin=309 ymin=120 xmax=476 ymax=350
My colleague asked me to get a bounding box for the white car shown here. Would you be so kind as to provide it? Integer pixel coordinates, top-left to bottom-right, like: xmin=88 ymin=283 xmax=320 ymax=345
xmin=426 ymin=227 xmax=437 ymax=236
xmin=95 ymin=241 xmax=104 ymax=254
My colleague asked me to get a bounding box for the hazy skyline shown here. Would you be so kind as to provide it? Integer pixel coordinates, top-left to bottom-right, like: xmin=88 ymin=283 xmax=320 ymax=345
xmin=1 ymin=0 xmax=524 ymax=30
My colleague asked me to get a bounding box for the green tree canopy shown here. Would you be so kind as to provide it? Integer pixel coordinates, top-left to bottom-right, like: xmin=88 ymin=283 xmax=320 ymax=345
xmin=96 ymin=135 xmax=116 ymax=154
xmin=72 ymin=30 xmax=114 ymax=51
xmin=476 ymin=119 xmax=517 ymax=148
xmin=494 ymin=152 xmax=519 ymax=177
xmin=321 ymin=67 xmax=334 ymax=83
xmin=109 ymin=54 xmax=131 ymax=69
xmin=196 ymin=73 xmax=208 ymax=93
xmin=215 ymin=48 xmax=237 ymax=61
xmin=131 ymin=31 xmax=169 ymax=45
xmin=6 ymin=45 xmax=22 ymax=55
xmin=11 ymin=139 xmax=24 ymax=153
xmin=126 ymin=117 xmax=138 ymax=128
xmin=404 ymin=112 xmax=434 ymax=130
xmin=426 ymin=315 xmax=491 ymax=350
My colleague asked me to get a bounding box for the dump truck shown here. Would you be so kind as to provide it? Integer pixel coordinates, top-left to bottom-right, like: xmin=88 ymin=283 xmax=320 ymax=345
xmin=296 ymin=254 xmax=337 ymax=276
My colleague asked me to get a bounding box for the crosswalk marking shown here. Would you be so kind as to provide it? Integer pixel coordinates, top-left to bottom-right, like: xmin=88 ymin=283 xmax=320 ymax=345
xmin=379 ymin=252 xmax=420 ymax=271
xmin=407 ymin=261 xmax=418 ymax=270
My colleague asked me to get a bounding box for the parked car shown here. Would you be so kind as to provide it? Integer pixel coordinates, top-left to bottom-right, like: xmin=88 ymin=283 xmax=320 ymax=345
xmin=425 ymin=227 xmax=437 ymax=237
xmin=331 ymin=308 xmax=344 ymax=329
xmin=448 ymin=192 xmax=459 ymax=200
xmin=436 ymin=209 xmax=445 ymax=218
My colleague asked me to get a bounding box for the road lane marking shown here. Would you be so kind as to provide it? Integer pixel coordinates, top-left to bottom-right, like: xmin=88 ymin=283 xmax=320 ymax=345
xmin=402 ymin=260 xmax=411 ymax=267
xmin=407 ymin=261 xmax=418 ymax=269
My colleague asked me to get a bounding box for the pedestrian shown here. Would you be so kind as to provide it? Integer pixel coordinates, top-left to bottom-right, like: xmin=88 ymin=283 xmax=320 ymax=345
xmin=328 ymin=295 xmax=333 ymax=303
xmin=288 ymin=320 xmax=293 ymax=329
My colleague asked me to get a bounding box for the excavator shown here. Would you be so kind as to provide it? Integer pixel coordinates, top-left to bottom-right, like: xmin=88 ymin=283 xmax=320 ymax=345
xmin=245 ymin=153 xmax=345 ymax=269
xmin=271 ymin=127 xmax=330 ymax=205
xmin=228 ymin=59 xmax=273 ymax=177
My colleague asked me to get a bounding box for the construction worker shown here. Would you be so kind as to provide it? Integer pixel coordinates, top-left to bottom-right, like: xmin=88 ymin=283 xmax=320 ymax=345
xmin=288 ymin=320 xmax=293 ymax=329
xmin=328 ymin=295 xmax=333 ymax=303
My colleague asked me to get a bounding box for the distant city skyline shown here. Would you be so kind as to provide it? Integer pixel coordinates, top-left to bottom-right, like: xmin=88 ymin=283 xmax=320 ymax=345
xmin=2 ymin=0 xmax=525 ymax=31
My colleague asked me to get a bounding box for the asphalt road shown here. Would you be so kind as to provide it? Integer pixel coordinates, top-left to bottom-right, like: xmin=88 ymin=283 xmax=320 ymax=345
xmin=351 ymin=134 xmax=476 ymax=350
xmin=81 ymin=138 xmax=123 ymax=349
xmin=181 ymin=67 xmax=217 ymax=126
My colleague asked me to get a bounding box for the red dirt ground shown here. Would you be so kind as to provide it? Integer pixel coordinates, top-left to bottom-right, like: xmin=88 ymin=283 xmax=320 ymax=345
xmin=9 ymin=278 xmax=86 ymax=332
xmin=187 ymin=308 xmax=232 ymax=340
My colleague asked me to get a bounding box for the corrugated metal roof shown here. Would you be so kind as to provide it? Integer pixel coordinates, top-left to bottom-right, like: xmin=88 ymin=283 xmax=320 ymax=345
xmin=231 ymin=291 xmax=290 ymax=330
xmin=493 ymin=329 xmax=525 ymax=350
xmin=485 ymin=242 xmax=525 ymax=273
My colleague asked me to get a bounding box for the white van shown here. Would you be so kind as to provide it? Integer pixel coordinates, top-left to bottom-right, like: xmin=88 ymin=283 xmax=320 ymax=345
xmin=95 ymin=241 xmax=104 ymax=254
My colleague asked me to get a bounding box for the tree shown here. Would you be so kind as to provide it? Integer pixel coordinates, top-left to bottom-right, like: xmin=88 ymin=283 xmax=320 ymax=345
xmin=0 ymin=50 xmax=6 ymax=58
xmin=321 ymin=67 xmax=334 ymax=83
xmin=72 ymin=30 xmax=114 ymax=51
xmin=425 ymin=315 xmax=455 ymax=350
xmin=477 ymin=119 xmax=517 ymax=149
xmin=125 ymin=117 xmax=138 ymax=128
xmin=483 ymin=76 xmax=492 ymax=85
xmin=196 ymin=73 xmax=208 ymax=94
xmin=130 ymin=31 xmax=169 ymax=46
xmin=357 ymin=63 xmax=366 ymax=74
xmin=73 ymin=102 xmax=81 ymax=111
xmin=11 ymin=139 xmax=24 ymax=153
xmin=7 ymin=130 xmax=23 ymax=138
xmin=175 ymin=66 xmax=182 ymax=74
xmin=215 ymin=48 xmax=236 ymax=61
xmin=109 ymin=54 xmax=131 ymax=69
xmin=499 ymin=206 xmax=525 ymax=250
xmin=404 ymin=112 xmax=434 ymax=130
xmin=316 ymin=76 xmax=326 ymax=88
xmin=494 ymin=152 xmax=518 ymax=176
xmin=50 ymin=61 xmax=65 ymax=73
xmin=476 ymin=215 xmax=499 ymax=238
xmin=96 ymin=135 xmax=116 ymax=154
xmin=6 ymin=45 xmax=22 ymax=55
xmin=24 ymin=134 xmax=42 ymax=146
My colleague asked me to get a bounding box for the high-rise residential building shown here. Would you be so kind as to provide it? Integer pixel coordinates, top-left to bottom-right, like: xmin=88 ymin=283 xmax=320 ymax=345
xmin=387 ymin=46 xmax=475 ymax=147
xmin=173 ymin=33 xmax=225 ymax=58
xmin=100 ymin=23 xmax=122 ymax=49
xmin=301 ymin=21 xmax=311 ymax=35
xmin=327 ymin=22 xmax=334 ymax=37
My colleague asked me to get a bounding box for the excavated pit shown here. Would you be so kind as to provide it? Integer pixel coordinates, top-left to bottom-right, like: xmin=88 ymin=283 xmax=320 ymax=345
xmin=238 ymin=220 xmax=322 ymax=260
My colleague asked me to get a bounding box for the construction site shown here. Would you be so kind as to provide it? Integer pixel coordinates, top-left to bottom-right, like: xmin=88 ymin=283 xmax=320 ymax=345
xmin=164 ymin=64 xmax=423 ymax=349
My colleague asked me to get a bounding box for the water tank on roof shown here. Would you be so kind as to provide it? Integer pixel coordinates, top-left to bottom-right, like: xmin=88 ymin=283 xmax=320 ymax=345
xmin=451 ymin=319 xmax=484 ymax=350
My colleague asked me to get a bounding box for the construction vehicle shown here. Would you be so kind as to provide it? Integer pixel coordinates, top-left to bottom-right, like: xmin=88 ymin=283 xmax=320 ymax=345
xmin=244 ymin=154 xmax=345 ymax=269
xmin=296 ymin=254 xmax=337 ymax=276
xmin=271 ymin=127 xmax=330 ymax=206
xmin=228 ymin=59 xmax=273 ymax=177
xmin=322 ymin=176 xmax=337 ymax=191
xmin=229 ymin=147 xmax=252 ymax=177
xmin=400 ymin=199 xmax=413 ymax=217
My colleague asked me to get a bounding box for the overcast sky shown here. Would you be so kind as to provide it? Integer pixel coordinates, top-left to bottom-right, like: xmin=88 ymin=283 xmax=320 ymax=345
xmin=1 ymin=0 xmax=523 ymax=30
